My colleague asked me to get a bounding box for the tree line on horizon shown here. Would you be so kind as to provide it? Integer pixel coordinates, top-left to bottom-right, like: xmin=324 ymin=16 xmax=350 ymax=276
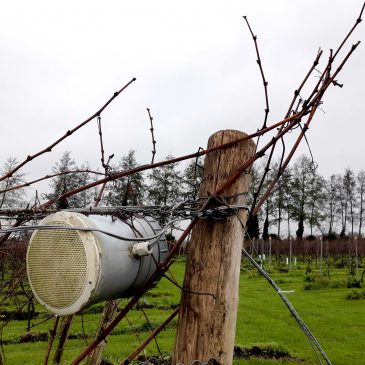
xmin=247 ymin=155 xmax=365 ymax=241
xmin=1 ymin=152 xmax=364 ymax=240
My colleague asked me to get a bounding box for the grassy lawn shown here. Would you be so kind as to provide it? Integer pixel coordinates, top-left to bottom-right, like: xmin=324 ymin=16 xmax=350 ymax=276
xmin=1 ymin=258 xmax=364 ymax=364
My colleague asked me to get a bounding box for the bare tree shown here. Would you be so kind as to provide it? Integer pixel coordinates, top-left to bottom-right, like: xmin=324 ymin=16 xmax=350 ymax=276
xmin=105 ymin=150 xmax=145 ymax=206
xmin=182 ymin=157 xmax=204 ymax=201
xmin=340 ymin=168 xmax=357 ymax=238
xmin=290 ymin=155 xmax=317 ymax=239
xmin=307 ymin=172 xmax=326 ymax=236
xmin=48 ymin=151 xmax=92 ymax=208
xmin=147 ymin=154 xmax=182 ymax=206
xmin=246 ymin=164 xmax=262 ymax=239
xmin=0 ymin=157 xmax=26 ymax=209
xmin=357 ymin=170 xmax=365 ymax=237
xmin=325 ymin=174 xmax=338 ymax=236
xmin=271 ymin=162 xmax=292 ymax=238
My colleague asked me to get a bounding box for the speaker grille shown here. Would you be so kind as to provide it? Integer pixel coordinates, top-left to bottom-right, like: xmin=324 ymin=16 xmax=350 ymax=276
xmin=27 ymin=221 xmax=88 ymax=309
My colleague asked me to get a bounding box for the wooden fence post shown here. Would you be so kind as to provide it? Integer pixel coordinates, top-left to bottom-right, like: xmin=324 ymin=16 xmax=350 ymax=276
xmin=174 ymin=130 xmax=255 ymax=365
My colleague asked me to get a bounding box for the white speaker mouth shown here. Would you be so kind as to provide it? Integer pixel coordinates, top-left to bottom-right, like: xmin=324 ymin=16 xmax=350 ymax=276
xmin=26 ymin=211 xmax=168 ymax=316
xmin=27 ymin=212 xmax=99 ymax=315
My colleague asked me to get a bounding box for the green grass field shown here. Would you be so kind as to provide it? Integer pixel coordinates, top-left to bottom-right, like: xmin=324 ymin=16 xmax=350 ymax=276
xmin=1 ymin=258 xmax=364 ymax=364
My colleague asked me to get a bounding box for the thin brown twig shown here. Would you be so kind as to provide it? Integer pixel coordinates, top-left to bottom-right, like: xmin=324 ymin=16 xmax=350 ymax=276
xmin=0 ymin=295 xmax=34 ymax=332
xmin=0 ymin=78 xmax=136 ymax=183
xmin=249 ymin=5 xmax=362 ymax=215
xmin=277 ymin=1 xmax=362 ymax=173
xmin=217 ymin=39 xmax=361 ymax=197
xmin=124 ymin=315 xmax=143 ymax=349
xmin=215 ymin=112 xmax=305 ymax=196
xmin=253 ymin=102 xmax=321 ymax=215
xmin=253 ymin=41 xmax=361 ymax=215
xmin=279 ymin=96 xmax=302 ymax=169
xmin=40 ymin=112 xmax=301 ymax=209
xmin=121 ymin=306 xmax=180 ymax=365
xmin=146 ymin=108 xmax=157 ymax=164
xmin=247 ymin=49 xmax=323 ymax=217
xmin=285 ymin=49 xmax=323 ymax=119
xmin=43 ymin=316 xmax=60 ymax=365
xmin=243 ymin=16 xmax=269 ymax=130
xmin=97 ymin=116 xmax=107 ymax=170
xmin=0 ymin=269 xmax=27 ymax=304
xmin=137 ymin=305 xmax=162 ymax=356
xmin=0 ymin=169 xmax=104 ymax=195
xmin=0 ymin=267 xmax=25 ymax=288
xmin=94 ymin=154 xmax=114 ymax=207
xmin=332 ymin=1 xmax=364 ymax=60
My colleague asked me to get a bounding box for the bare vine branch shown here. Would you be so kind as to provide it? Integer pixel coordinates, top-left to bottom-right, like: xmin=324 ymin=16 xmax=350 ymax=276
xmin=97 ymin=115 xmax=107 ymax=171
xmin=94 ymin=154 xmax=114 ymax=207
xmin=332 ymin=1 xmax=364 ymax=59
xmin=253 ymin=41 xmax=361 ymax=215
xmin=248 ymin=1 xmax=363 ymax=217
xmin=0 ymin=77 xmax=136 ymax=183
xmin=243 ymin=16 xmax=269 ymax=130
xmin=146 ymin=108 xmax=157 ymax=164
xmin=41 ymin=113 xmax=301 ymax=209
xmin=0 ymin=169 xmax=104 ymax=195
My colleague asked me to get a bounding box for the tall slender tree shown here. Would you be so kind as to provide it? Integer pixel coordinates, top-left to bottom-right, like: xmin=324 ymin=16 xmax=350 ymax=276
xmin=0 ymin=157 xmax=26 ymax=209
xmin=182 ymin=157 xmax=204 ymax=201
xmin=307 ymin=173 xmax=326 ymax=236
xmin=325 ymin=174 xmax=338 ymax=236
xmin=105 ymin=150 xmax=145 ymax=206
xmin=271 ymin=162 xmax=292 ymax=238
xmin=290 ymin=155 xmax=318 ymax=239
xmin=246 ymin=165 xmax=262 ymax=239
xmin=147 ymin=154 xmax=182 ymax=206
xmin=48 ymin=151 xmax=92 ymax=208
xmin=357 ymin=170 xmax=365 ymax=237
xmin=261 ymin=164 xmax=276 ymax=240
xmin=338 ymin=168 xmax=357 ymax=238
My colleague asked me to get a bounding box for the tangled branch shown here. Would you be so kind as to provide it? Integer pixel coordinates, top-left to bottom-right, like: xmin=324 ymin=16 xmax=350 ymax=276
xmin=0 ymin=78 xmax=136 ymax=183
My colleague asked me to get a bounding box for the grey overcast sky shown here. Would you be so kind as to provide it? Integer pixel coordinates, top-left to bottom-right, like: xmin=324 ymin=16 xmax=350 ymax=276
xmin=0 ymin=0 xmax=364 ymax=197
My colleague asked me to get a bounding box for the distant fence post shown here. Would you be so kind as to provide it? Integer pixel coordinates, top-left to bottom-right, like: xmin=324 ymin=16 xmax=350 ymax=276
xmin=289 ymin=236 xmax=292 ymax=271
xmin=320 ymin=236 xmax=323 ymax=274
xmin=173 ymin=130 xmax=255 ymax=365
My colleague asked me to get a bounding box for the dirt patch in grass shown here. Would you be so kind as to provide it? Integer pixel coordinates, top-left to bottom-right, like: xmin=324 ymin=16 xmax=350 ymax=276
xmin=131 ymin=354 xmax=220 ymax=365
xmin=20 ymin=330 xmax=48 ymax=343
xmin=234 ymin=344 xmax=301 ymax=362
xmin=128 ymin=345 xmax=298 ymax=365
